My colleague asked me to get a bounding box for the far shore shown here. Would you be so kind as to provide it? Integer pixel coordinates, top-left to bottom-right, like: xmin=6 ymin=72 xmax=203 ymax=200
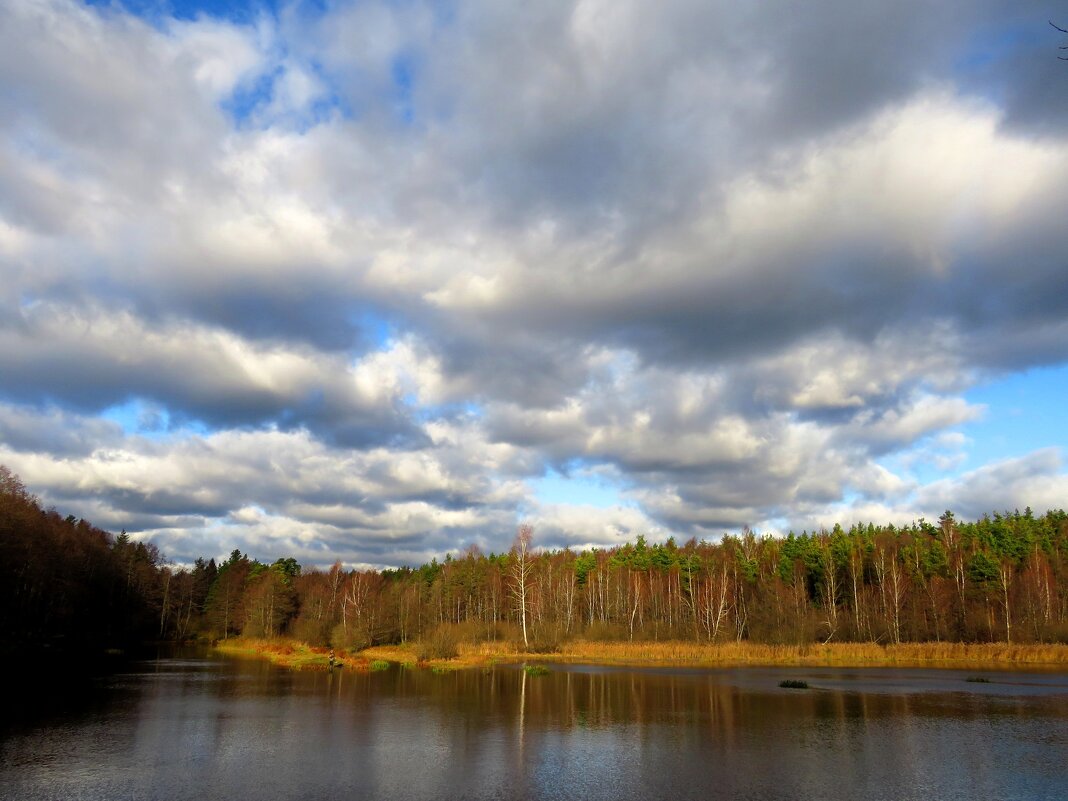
xmin=214 ymin=637 xmax=1068 ymax=673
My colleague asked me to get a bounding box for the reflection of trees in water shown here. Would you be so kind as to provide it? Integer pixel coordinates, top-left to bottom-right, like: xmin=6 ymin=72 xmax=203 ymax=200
xmin=12 ymin=657 xmax=1067 ymax=801
xmin=391 ymin=665 xmax=1068 ymax=741
xmin=262 ymin=655 xmax=1068 ymax=800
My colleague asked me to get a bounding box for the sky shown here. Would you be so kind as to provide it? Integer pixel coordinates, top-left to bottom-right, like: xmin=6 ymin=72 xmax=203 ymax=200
xmin=2 ymin=0 xmax=1068 ymax=569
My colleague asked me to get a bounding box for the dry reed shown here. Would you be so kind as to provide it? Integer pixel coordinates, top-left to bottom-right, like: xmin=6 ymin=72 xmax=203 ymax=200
xmin=214 ymin=638 xmax=382 ymax=671
xmin=222 ymin=637 xmax=1068 ymax=672
xmin=515 ymin=640 xmax=1068 ymax=668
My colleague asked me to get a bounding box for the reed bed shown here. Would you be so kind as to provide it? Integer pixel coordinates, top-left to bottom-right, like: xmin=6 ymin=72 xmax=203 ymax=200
xmin=222 ymin=637 xmax=1068 ymax=672
xmin=361 ymin=643 xmax=422 ymax=664
xmin=214 ymin=638 xmax=385 ymax=672
xmin=456 ymin=639 xmax=1068 ymax=668
xmin=523 ymin=640 xmax=1068 ymax=668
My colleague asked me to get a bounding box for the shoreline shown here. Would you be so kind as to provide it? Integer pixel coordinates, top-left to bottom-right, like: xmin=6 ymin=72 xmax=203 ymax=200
xmin=215 ymin=638 xmax=1068 ymax=673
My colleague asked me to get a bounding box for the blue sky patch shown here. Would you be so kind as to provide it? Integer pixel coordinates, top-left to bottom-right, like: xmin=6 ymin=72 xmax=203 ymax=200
xmin=85 ymin=0 xmax=277 ymax=24
xmin=958 ymin=363 xmax=1068 ymax=469
xmin=531 ymin=466 xmax=630 ymax=509
xmin=100 ymin=398 xmax=210 ymax=439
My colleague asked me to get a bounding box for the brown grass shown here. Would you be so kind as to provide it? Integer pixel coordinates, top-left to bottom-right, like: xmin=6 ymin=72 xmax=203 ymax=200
xmin=220 ymin=637 xmax=1068 ymax=672
xmin=524 ymin=640 xmax=1068 ymax=668
xmin=213 ymin=638 xmax=384 ymax=672
xmin=425 ymin=639 xmax=1068 ymax=669
xmin=360 ymin=642 xmax=488 ymax=670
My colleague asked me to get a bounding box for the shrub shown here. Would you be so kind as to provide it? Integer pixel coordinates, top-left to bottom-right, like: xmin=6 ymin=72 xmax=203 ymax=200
xmin=331 ymin=623 xmax=372 ymax=651
xmin=440 ymin=620 xmax=520 ymax=644
xmin=289 ymin=617 xmax=330 ymax=647
xmin=417 ymin=625 xmax=459 ymax=660
xmin=581 ymin=622 xmax=628 ymax=641
xmin=477 ymin=622 xmax=520 ymax=643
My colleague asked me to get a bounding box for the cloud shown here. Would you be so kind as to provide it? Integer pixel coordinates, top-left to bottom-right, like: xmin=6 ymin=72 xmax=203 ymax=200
xmin=1 ymin=0 xmax=1067 ymax=565
xmin=0 ymin=414 xmax=528 ymax=565
xmin=0 ymin=302 xmax=427 ymax=446
xmin=916 ymin=449 xmax=1068 ymax=519
xmin=0 ymin=404 xmax=123 ymax=457
xmin=524 ymin=501 xmax=669 ymax=552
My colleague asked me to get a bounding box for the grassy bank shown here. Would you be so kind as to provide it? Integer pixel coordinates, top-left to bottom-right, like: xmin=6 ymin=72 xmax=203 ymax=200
xmin=214 ymin=638 xmax=382 ymax=671
xmin=505 ymin=640 xmax=1068 ymax=668
xmin=222 ymin=637 xmax=1068 ymax=672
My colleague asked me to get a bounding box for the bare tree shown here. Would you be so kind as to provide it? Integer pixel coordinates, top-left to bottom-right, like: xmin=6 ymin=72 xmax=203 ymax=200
xmin=510 ymin=524 xmax=534 ymax=649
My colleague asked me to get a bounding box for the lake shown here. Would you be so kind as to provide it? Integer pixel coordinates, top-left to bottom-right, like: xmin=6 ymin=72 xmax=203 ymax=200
xmin=2 ymin=652 xmax=1066 ymax=801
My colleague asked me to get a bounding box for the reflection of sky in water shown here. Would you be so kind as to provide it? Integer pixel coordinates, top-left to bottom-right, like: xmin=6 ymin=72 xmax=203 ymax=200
xmin=2 ymin=654 xmax=1066 ymax=801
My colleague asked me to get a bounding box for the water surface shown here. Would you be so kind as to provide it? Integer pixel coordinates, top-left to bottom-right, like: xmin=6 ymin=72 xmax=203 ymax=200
xmin=3 ymin=653 xmax=1066 ymax=801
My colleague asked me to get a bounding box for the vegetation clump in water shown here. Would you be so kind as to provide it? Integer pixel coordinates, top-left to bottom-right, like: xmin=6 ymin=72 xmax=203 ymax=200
xmin=779 ymin=679 xmax=809 ymax=689
xmin=524 ymin=665 xmax=550 ymax=676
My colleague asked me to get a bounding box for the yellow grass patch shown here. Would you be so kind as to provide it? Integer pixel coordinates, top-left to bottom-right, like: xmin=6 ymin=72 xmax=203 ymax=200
xmin=567 ymin=640 xmax=1068 ymax=667
xmin=219 ymin=637 xmax=1068 ymax=672
xmin=440 ymin=639 xmax=1068 ymax=669
xmin=214 ymin=638 xmax=380 ymax=672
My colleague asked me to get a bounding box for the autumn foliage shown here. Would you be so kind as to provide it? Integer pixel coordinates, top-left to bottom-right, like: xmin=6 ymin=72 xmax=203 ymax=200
xmin=3 ymin=466 xmax=1068 ymax=659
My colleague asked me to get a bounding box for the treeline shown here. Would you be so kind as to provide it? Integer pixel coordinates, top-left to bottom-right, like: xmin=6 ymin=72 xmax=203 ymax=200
xmin=1 ymin=466 xmax=177 ymax=653
xmin=226 ymin=509 xmax=1067 ymax=648
xmin=3 ymin=466 xmax=1067 ymax=652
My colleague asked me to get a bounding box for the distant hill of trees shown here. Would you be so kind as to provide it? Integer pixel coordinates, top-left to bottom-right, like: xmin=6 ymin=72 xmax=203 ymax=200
xmin=2 ymin=465 xmax=1066 ymax=654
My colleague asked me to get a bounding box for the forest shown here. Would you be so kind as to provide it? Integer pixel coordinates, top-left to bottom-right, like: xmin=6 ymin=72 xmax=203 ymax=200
xmin=2 ymin=465 xmax=1066 ymax=657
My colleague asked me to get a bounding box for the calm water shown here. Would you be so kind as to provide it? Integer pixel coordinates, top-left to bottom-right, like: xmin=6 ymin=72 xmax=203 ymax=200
xmin=2 ymin=653 xmax=1067 ymax=801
